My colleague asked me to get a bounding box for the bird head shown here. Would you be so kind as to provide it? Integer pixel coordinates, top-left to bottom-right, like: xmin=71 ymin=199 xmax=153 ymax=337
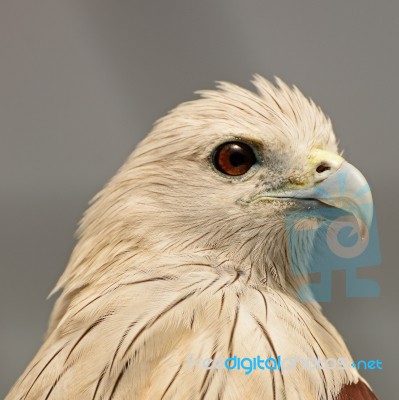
xmin=14 ymin=75 xmax=377 ymax=400
xmin=70 ymin=75 xmax=372 ymax=294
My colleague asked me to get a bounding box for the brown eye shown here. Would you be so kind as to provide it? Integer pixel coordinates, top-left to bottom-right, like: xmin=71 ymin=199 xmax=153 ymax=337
xmin=213 ymin=141 xmax=257 ymax=176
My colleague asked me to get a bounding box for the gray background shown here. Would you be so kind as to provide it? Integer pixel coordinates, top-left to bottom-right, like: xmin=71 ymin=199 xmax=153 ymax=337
xmin=1 ymin=1 xmax=398 ymax=398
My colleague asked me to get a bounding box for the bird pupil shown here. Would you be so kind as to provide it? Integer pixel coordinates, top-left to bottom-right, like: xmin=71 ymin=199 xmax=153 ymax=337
xmin=230 ymin=151 xmax=246 ymax=167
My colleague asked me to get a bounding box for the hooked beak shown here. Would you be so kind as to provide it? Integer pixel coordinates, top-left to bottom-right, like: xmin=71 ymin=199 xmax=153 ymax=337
xmin=262 ymin=149 xmax=373 ymax=240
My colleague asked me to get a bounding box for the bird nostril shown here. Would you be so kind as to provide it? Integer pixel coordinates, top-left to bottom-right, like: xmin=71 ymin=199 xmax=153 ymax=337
xmin=316 ymin=163 xmax=331 ymax=174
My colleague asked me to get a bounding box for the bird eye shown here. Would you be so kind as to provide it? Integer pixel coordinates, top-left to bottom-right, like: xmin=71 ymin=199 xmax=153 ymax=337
xmin=212 ymin=141 xmax=257 ymax=176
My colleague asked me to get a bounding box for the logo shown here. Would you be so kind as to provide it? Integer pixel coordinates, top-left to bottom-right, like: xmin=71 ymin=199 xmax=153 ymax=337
xmin=285 ymin=168 xmax=381 ymax=302
xmin=185 ymin=354 xmax=383 ymax=375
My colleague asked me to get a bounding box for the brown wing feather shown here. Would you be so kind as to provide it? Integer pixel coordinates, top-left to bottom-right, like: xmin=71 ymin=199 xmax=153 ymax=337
xmin=337 ymin=381 xmax=378 ymax=400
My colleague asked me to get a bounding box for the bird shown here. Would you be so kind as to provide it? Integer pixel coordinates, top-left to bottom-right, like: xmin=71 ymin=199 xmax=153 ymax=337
xmin=7 ymin=75 xmax=378 ymax=399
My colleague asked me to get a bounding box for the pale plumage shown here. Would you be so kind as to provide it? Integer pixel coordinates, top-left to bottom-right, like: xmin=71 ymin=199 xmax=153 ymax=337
xmin=7 ymin=76 xmax=377 ymax=399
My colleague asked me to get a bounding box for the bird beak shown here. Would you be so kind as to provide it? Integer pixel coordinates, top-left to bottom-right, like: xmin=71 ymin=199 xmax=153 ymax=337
xmin=262 ymin=149 xmax=373 ymax=240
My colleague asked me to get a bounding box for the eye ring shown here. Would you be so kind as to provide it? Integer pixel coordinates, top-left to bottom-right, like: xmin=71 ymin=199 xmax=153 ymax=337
xmin=212 ymin=141 xmax=257 ymax=176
